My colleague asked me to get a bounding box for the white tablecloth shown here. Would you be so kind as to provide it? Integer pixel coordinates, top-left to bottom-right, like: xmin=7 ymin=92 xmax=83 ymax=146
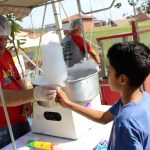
xmin=2 ymin=106 xmax=112 ymax=150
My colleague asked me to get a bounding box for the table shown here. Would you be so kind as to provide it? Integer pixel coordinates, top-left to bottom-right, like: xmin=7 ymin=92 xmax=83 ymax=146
xmin=2 ymin=106 xmax=112 ymax=150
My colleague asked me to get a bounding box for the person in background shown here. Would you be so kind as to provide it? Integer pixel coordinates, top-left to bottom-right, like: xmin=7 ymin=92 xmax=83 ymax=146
xmin=0 ymin=15 xmax=57 ymax=148
xmin=61 ymin=19 xmax=100 ymax=67
xmin=57 ymin=42 xmax=150 ymax=150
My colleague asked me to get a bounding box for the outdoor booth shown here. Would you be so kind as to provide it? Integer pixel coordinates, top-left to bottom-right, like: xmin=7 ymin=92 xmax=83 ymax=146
xmin=0 ymin=0 xmax=117 ymax=150
xmin=1 ymin=0 xmax=150 ymax=150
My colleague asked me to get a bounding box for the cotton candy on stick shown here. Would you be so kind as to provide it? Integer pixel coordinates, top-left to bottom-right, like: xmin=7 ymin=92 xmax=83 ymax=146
xmin=42 ymin=42 xmax=68 ymax=86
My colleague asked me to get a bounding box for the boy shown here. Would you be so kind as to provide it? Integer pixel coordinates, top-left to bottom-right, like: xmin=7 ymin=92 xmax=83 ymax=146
xmin=57 ymin=42 xmax=150 ymax=150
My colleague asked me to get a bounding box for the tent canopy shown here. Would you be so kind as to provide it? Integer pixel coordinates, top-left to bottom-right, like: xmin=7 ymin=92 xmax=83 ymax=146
xmin=0 ymin=0 xmax=63 ymax=18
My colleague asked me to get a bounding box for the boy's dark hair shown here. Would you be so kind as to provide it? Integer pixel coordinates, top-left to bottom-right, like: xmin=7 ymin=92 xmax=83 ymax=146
xmin=107 ymin=42 xmax=150 ymax=87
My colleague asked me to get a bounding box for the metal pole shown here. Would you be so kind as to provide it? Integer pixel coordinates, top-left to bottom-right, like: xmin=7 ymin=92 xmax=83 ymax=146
xmin=0 ymin=82 xmax=17 ymax=150
xmin=52 ymin=0 xmax=64 ymax=42
xmin=30 ymin=13 xmax=36 ymax=38
xmin=103 ymin=1 xmax=107 ymax=23
xmin=131 ymin=20 xmax=138 ymax=42
xmin=77 ymin=0 xmax=116 ymax=14
xmin=110 ymin=9 xmax=112 ymax=22
xmin=59 ymin=1 xmax=71 ymax=23
xmin=98 ymin=41 xmax=107 ymax=78
xmin=35 ymin=3 xmax=47 ymax=77
xmin=20 ymin=49 xmax=43 ymax=72
xmin=89 ymin=0 xmax=93 ymax=46
xmin=132 ymin=0 xmax=140 ymax=42
xmin=76 ymin=0 xmax=89 ymax=59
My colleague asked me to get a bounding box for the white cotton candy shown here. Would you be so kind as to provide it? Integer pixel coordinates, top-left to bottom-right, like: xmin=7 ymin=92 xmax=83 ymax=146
xmin=66 ymin=59 xmax=100 ymax=82
xmin=42 ymin=42 xmax=68 ymax=86
xmin=67 ymin=59 xmax=100 ymax=74
xmin=41 ymin=31 xmax=60 ymax=45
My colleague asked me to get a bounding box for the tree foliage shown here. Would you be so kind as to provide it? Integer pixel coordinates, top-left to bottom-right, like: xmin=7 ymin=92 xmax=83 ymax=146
xmin=137 ymin=0 xmax=150 ymax=14
xmin=115 ymin=0 xmax=150 ymax=16
xmin=128 ymin=0 xmax=150 ymax=14
xmin=128 ymin=0 xmax=139 ymax=6
xmin=114 ymin=3 xmax=122 ymax=8
xmin=6 ymin=14 xmax=26 ymax=52
xmin=5 ymin=14 xmax=26 ymax=78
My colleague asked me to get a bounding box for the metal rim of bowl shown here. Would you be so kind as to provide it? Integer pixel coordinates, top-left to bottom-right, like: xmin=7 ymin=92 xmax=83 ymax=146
xmin=66 ymin=70 xmax=98 ymax=83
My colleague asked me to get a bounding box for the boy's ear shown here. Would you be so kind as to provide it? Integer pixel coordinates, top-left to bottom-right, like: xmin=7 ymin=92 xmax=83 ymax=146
xmin=119 ymin=74 xmax=128 ymax=86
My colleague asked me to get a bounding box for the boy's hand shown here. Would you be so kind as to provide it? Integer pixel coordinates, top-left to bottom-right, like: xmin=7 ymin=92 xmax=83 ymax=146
xmin=33 ymin=86 xmax=57 ymax=101
xmin=56 ymin=89 xmax=73 ymax=107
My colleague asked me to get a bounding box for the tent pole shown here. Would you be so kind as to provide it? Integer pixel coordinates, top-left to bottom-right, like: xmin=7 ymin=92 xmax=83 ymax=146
xmin=0 ymin=82 xmax=17 ymax=150
xmin=59 ymin=1 xmax=71 ymax=23
xmin=52 ymin=0 xmax=64 ymax=42
xmin=76 ymin=0 xmax=89 ymax=59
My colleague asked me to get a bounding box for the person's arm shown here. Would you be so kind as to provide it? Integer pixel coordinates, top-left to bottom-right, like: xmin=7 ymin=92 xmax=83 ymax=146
xmin=0 ymin=86 xmax=57 ymax=107
xmin=16 ymin=79 xmax=27 ymax=89
xmin=57 ymin=89 xmax=113 ymax=124
xmin=89 ymin=50 xmax=100 ymax=64
xmin=15 ymin=79 xmax=33 ymax=115
xmin=16 ymin=79 xmax=33 ymax=117
xmin=85 ymin=40 xmax=100 ymax=64
xmin=2 ymin=89 xmax=34 ymax=107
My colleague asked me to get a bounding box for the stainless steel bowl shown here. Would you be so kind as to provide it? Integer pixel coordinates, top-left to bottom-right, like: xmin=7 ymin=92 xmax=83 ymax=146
xmin=32 ymin=69 xmax=99 ymax=106
xmin=37 ymin=100 xmax=59 ymax=107
xmin=63 ymin=69 xmax=99 ymax=102
xmin=37 ymin=101 xmax=51 ymax=107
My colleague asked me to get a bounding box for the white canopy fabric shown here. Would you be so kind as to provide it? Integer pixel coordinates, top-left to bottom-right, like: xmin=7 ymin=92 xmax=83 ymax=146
xmin=0 ymin=6 xmax=31 ymax=18
xmin=22 ymin=31 xmax=59 ymax=48
xmin=0 ymin=0 xmax=63 ymax=18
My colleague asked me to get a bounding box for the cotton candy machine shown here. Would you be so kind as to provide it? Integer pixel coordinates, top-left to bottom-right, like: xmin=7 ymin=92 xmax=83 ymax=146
xmin=32 ymin=68 xmax=99 ymax=106
xmin=31 ymin=67 xmax=101 ymax=139
xmin=31 ymin=41 xmax=101 ymax=139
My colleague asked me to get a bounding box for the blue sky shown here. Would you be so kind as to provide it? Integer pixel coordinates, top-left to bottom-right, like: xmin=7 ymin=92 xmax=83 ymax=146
xmin=20 ymin=0 xmax=135 ymax=29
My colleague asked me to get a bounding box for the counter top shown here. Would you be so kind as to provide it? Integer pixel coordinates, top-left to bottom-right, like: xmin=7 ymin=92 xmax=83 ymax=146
xmin=2 ymin=105 xmax=112 ymax=150
xmin=2 ymin=121 xmax=112 ymax=150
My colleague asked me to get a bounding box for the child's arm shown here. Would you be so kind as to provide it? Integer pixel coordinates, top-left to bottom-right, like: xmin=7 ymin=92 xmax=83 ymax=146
xmin=57 ymin=89 xmax=114 ymax=124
